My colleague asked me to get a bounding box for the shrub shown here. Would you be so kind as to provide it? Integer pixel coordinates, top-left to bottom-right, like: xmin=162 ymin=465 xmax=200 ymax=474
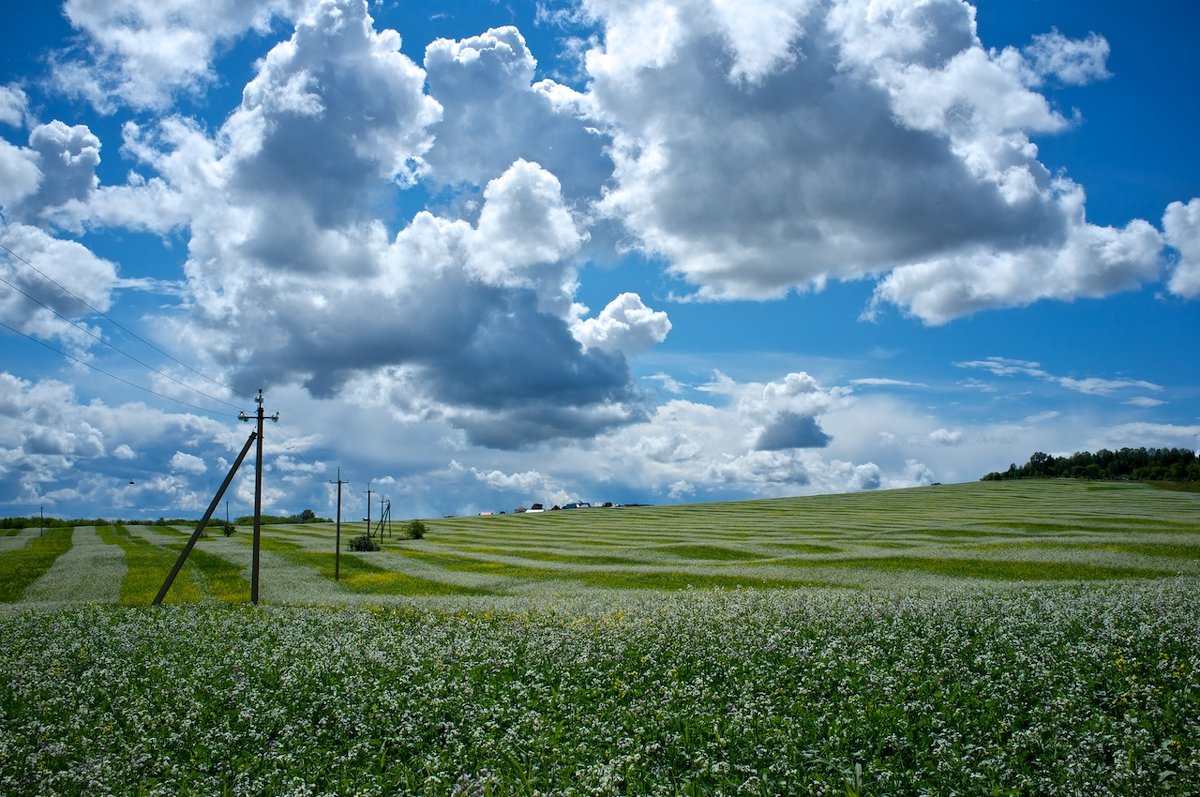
xmin=222 ymin=523 xmax=236 ymax=537
xmin=349 ymin=534 xmax=379 ymax=552
xmin=405 ymin=519 xmax=427 ymax=540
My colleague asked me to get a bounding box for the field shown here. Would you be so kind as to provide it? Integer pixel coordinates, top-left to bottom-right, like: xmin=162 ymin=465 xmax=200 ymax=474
xmin=1 ymin=480 xmax=1198 ymax=794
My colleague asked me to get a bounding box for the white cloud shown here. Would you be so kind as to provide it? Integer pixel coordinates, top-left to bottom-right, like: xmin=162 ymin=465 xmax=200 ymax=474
xmin=956 ymin=357 xmax=1163 ymax=398
xmin=169 ymin=451 xmax=207 ymax=475
xmin=61 ymin=5 xmax=659 ymax=448
xmin=928 ymin=427 xmax=963 ymax=446
xmin=0 ymin=223 xmax=118 ymax=351
xmin=577 ymin=0 xmax=1163 ymax=321
xmin=0 ymin=84 xmax=29 ymax=127
xmin=0 ymin=373 xmax=244 ymax=511
xmin=572 ymin=292 xmax=671 ymax=355
xmin=422 ymin=26 xmax=612 ymax=198
xmin=1023 ymin=29 xmax=1111 ymax=86
xmin=0 ymin=139 xmax=41 ymax=208
xmin=1163 ymin=198 xmax=1200 ymax=298
xmin=53 ymin=0 xmax=302 ymax=112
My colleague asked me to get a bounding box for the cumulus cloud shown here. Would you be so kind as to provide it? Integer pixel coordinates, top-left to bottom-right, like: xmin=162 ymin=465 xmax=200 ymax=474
xmin=0 ymin=85 xmax=29 ymax=127
xmin=0 ymin=223 xmax=118 ymax=350
xmin=52 ymin=0 xmax=302 ymax=112
xmin=422 ymin=26 xmax=612 ymax=198
xmin=928 ymin=427 xmax=963 ymax=446
xmin=91 ymin=3 xmax=660 ymax=450
xmin=0 ymin=139 xmax=41 ymax=209
xmin=576 ymin=0 xmax=1164 ymax=322
xmin=1164 ymin=198 xmax=1200 ymax=298
xmin=1023 ymin=29 xmax=1111 ymax=86
xmin=572 ymin=292 xmax=671 ymax=355
xmin=169 ymin=451 xmax=207 ymax=475
xmin=0 ymin=373 xmax=242 ymax=510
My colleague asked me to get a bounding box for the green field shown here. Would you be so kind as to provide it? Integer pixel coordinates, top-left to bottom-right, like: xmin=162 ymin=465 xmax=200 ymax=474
xmin=1 ymin=480 xmax=1198 ymax=794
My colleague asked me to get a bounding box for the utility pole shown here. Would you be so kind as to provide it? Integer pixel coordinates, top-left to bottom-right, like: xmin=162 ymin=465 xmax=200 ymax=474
xmin=365 ymin=482 xmax=373 ymax=539
xmin=329 ymin=468 xmax=348 ymax=581
xmin=239 ymin=389 xmax=278 ymax=605
xmin=226 ymin=500 xmax=230 ymax=525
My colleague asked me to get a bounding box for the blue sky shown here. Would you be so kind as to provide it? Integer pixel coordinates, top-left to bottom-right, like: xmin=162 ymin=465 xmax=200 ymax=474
xmin=1 ymin=0 xmax=1197 ymax=521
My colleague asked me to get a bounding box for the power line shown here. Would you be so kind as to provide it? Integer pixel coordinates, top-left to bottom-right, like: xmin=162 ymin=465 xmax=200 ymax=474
xmin=0 ymin=271 xmax=245 ymax=412
xmin=0 ymin=318 xmax=239 ymax=419
xmin=0 ymin=238 xmax=251 ymax=401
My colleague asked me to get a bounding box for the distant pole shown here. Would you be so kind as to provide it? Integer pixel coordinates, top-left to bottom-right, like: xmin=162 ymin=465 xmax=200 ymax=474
xmin=329 ymin=468 xmax=348 ymax=581
xmin=239 ymin=389 xmax=278 ymax=606
xmin=226 ymin=500 xmax=230 ymax=525
xmin=40 ymin=505 xmax=44 ymax=537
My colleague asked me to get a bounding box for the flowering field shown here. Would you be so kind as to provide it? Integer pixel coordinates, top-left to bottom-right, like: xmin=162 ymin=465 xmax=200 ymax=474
xmin=1 ymin=480 xmax=1199 ymax=794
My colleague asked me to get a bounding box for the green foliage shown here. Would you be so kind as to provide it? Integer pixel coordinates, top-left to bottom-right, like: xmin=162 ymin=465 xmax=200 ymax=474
xmin=235 ymin=509 xmax=330 ymax=525
xmin=221 ymin=523 xmax=236 ymax=537
xmin=404 ymin=519 xmax=427 ymax=540
xmin=0 ymin=516 xmax=105 ymax=530
xmin=348 ymin=534 xmax=379 ymax=552
xmin=984 ymin=446 xmax=1200 ymax=482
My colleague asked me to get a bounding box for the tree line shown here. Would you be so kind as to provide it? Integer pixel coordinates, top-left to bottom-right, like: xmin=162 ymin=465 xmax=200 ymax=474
xmin=0 ymin=508 xmax=329 ymax=530
xmin=982 ymin=447 xmax=1200 ymax=483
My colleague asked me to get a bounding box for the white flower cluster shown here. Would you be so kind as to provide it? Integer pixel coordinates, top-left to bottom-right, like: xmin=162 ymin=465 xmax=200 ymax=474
xmin=1 ymin=581 xmax=1197 ymax=794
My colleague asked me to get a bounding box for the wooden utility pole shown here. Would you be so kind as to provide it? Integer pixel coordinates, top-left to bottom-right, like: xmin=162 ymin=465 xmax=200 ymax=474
xmin=365 ymin=482 xmax=373 ymax=539
xmin=329 ymin=468 xmax=348 ymax=581
xmin=240 ymin=389 xmax=278 ymax=605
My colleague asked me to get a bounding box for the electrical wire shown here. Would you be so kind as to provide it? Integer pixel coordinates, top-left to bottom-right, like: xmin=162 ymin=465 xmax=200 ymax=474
xmin=0 ymin=271 xmax=246 ymax=412
xmin=0 ymin=319 xmax=239 ymax=419
xmin=0 ymin=239 xmax=252 ymax=401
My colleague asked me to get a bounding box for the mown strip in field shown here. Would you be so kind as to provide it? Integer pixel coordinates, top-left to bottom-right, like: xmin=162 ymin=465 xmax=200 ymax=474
xmin=0 ymin=527 xmax=73 ymax=602
xmin=256 ymin=535 xmax=495 ymax=596
xmin=100 ymin=525 xmax=204 ymax=604
xmin=21 ymin=528 xmax=125 ymax=605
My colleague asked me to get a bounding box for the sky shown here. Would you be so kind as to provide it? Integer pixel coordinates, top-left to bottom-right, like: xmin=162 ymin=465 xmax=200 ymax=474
xmin=1 ymin=0 xmax=1198 ymax=521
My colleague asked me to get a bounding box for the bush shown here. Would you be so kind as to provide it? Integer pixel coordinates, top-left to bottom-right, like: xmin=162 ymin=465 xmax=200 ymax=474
xmin=222 ymin=523 xmax=236 ymax=537
xmin=349 ymin=534 xmax=379 ymax=552
xmin=405 ymin=519 xmax=427 ymax=540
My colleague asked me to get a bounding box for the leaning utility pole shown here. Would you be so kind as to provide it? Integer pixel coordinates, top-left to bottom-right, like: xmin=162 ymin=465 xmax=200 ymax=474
xmin=153 ymin=430 xmax=257 ymax=605
xmin=329 ymin=468 xmax=348 ymax=581
xmin=240 ymin=389 xmax=278 ymax=605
